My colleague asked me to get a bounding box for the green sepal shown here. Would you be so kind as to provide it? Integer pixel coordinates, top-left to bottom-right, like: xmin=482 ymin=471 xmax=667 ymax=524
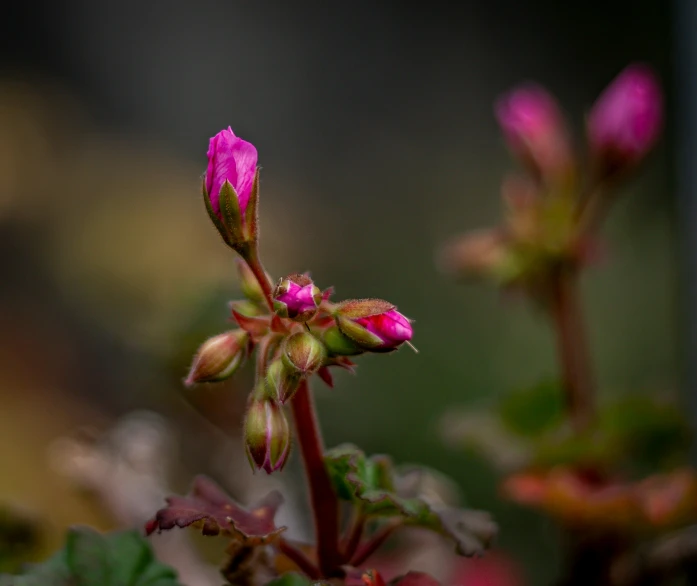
xmin=218 ymin=179 xmax=245 ymax=245
xmin=335 ymin=316 xmax=384 ymax=349
xmin=202 ymin=177 xmax=231 ymax=246
xmin=322 ymin=325 xmax=365 ymax=356
xmin=244 ymin=168 xmax=261 ymax=244
xmin=335 ymin=298 xmax=395 ymax=319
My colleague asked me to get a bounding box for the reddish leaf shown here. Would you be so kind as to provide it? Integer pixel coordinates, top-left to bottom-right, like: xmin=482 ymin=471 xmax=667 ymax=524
xmin=146 ymin=475 xmax=285 ymax=545
xmin=321 ymin=287 xmax=335 ymax=301
xmin=232 ymin=310 xmax=271 ymax=339
xmin=271 ymin=314 xmax=290 ymax=334
xmin=317 ymin=366 xmax=334 ymax=388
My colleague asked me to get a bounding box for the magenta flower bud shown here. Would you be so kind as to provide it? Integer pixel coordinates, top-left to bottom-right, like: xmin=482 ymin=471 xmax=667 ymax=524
xmin=244 ymin=396 xmax=290 ymax=474
xmin=185 ymin=330 xmax=249 ymax=386
xmin=495 ymin=85 xmax=572 ymax=180
xmin=203 ymin=127 xmax=259 ymax=247
xmin=273 ymin=274 xmax=322 ymax=322
xmin=334 ymin=299 xmax=413 ymax=352
xmin=587 ymin=64 xmax=662 ymax=173
xmin=206 ymin=127 xmax=258 ymax=219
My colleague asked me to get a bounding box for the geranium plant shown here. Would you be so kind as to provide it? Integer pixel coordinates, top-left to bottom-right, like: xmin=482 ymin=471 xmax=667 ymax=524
xmin=440 ymin=64 xmax=697 ymax=585
xmin=2 ymin=127 xmax=496 ymax=586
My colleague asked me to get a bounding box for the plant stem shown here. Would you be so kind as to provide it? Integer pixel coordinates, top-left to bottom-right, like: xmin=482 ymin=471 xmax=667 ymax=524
xmin=549 ymin=268 xmax=595 ymax=433
xmin=278 ymin=539 xmax=321 ymax=580
xmin=342 ymin=509 xmax=366 ymax=563
xmin=350 ymin=521 xmax=400 ymax=567
xmin=241 ymin=244 xmax=275 ymax=312
xmin=291 ymin=380 xmax=342 ymax=576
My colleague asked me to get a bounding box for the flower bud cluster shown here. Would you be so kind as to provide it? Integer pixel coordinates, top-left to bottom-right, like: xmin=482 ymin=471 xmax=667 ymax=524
xmin=186 ymin=126 xmax=416 ymax=474
xmin=441 ymin=64 xmax=663 ymax=299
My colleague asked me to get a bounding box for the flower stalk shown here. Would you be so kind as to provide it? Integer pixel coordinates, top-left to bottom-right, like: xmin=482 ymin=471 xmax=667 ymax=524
xmin=290 ymin=379 xmax=343 ymax=575
xmin=549 ymin=268 xmax=596 ymax=433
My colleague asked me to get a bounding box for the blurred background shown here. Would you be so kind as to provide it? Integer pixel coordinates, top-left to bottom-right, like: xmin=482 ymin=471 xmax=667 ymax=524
xmin=0 ymin=1 xmax=676 ymax=584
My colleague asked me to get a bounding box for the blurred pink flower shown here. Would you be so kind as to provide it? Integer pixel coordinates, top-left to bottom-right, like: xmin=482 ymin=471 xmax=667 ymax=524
xmin=495 ymin=85 xmax=572 ymax=180
xmin=205 ymin=127 xmax=258 ymax=219
xmin=587 ymin=64 xmax=662 ymax=169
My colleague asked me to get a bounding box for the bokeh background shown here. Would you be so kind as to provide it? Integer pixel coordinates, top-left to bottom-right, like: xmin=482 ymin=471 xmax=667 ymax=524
xmin=0 ymin=1 xmax=677 ymax=584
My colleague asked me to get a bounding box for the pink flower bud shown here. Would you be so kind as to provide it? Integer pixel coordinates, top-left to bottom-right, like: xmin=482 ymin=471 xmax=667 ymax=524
xmin=273 ymin=274 xmax=322 ymax=322
xmin=244 ymin=396 xmax=290 ymax=474
xmin=185 ymin=330 xmax=249 ymax=386
xmin=205 ymin=127 xmax=258 ymax=220
xmin=335 ymin=299 xmax=413 ymax=352
xmin=495 ymin=85 xmax=572 ymax=180
xmin=587 ymin=64 xmax=662 ymax=172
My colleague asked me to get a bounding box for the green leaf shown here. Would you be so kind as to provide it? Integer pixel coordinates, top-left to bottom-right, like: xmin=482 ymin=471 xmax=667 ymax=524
xmin=264 ymin=573 xmax=314 ymax=586
xmin=599 ymin=395 xmax=691 ymax=473
xmin=0 ymin=527 xmax=181 ymax=586
xmin=498 ymin=379 xmax=565 ymax=438
xmin=325 ymin=445 xmax=496 ymax=556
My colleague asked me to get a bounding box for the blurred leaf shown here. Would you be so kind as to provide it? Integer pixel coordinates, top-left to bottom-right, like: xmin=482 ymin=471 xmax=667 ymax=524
xmin=532 ymin=431 xmax=614 ymax=469
xmin=325 ymin=445 xmax=496 ymax=556
xmin=263 ymin=573 xmax=314 ymax=586
xmin=498 ymin=380 xmax=564 ymax=438
xmin=599 ymin=395 xmax=691 ymax=473
xmin=389 ymin=572 xmax=441 ymax=586
xmin=0 ymin=527 xmax=181 ymax=586
xmin=146 ymin=475 xmax=285 ymax=545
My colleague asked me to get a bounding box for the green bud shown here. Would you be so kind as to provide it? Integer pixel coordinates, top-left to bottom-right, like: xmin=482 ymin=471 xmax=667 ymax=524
xmin=244 ymin=397 xmax=290 ymax=474
xmin=265 ymin=359 xmax=302 ymax=404
xmin=185 ymin=330 xmax=249 ymax=386
xmin=282 ymin=332 xmax=326 ymax=376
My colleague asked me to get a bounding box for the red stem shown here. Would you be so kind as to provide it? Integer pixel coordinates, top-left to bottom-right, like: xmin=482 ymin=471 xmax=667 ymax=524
xmin=278 ymin=539 xmax=321 ymax=580
xmin=350 ymin=521 xmax=400 ymax=567
xmin=242 ymin=244 xmax=275 ymax=312
xmin=291 ymin=380 xmax=342 ymax=576
xmin=342 ymin=510 xmax=366 ymax=562
xmin=549 ymin=269 xmax=595 ymax=433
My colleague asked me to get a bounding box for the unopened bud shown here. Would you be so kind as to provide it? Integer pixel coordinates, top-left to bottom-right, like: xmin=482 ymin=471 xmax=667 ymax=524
xmin=273 ymin=274 xmax=322 ymax=322
xmin=244 ymin=396 xmax=290 ymax=474
xmin=185 ymin=330 xmax=249 ymax=386
xmin=266 ymin=359 xmax=302 ymax=404
xmin=334 ymin=299 xmax=413 ymax=352
xmin=495 ymin=85 xmax=572 ymax=182
xmin=587 ymin=64 xmax=662 ymax=176
xmin=236 ymin=258 xmax=272 ymax=305
xmin=438 ymin=230 xmax=508 ymax=277
xmin=282 ymin=332 xmax=326 ymax=375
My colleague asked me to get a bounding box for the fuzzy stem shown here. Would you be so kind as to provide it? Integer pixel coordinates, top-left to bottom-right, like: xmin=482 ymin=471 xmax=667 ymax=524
xmin=240 ymin=243 xmax=275 ymax=312
xmin=291 ymin=380 xmax=342 ymax=576
xmin=278 ymin=539 xmax=321 ymax=580
xmin=549 ymin=268 xmax=596 ymax=433
xmin=350 ymin=521 xmax=400 ymax=567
